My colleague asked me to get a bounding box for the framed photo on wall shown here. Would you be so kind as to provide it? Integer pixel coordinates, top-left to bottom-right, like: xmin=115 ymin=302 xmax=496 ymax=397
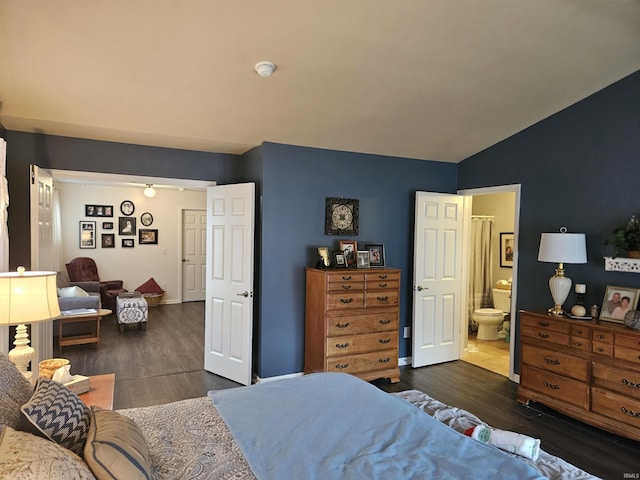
xmin=122 ymin=238 xmax=134 ymax=248
xmin=500 ymin=232 xmax=514 ymax=268
xmin=600 ymin=285 xmax=640 ymax=324
xmin=102 ymin=221 xmax=114 ymax=230
xmin=101 ymin=233 xmax=115 ymax=248
xmin=79 ymin=221 xmax=96 ymax=249
xmin=119 ymin=217 xmax=136 ymax=236
xmin=139 ymin=229 xmax=158 ymax=245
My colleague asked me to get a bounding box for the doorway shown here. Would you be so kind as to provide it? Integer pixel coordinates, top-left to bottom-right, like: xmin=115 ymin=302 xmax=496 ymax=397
xmin=459 ymin=185 xmax=520 ymax=380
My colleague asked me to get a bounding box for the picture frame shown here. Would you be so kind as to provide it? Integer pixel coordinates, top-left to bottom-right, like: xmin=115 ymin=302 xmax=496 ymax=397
xmin=325 ymin=197 xmax=359 ymax=236
xmin=317 ymin=247 xmax=331 ymax=267
xmin=79 ymin=221 xmax=96 ymax=249
xmin=500 ymin=232 xmax=514 ymax=268
xmin=140 ymin=212 xmax=154 ymax=226
xmin=122 ymin=238 xmax=134 ymax=248
xmin=333 ymin=251 xmax=348 ymax=268
xmin=366 ymin=244 xmax=385 ymax=267
xmin=139 ymin=229 xmax=158 ymax=245
xmin=118 ymin=217 xmax=136 ymax=236
xmin=120 ymin=200 xmax=135 ymax=216
xmin=599 ymin=285 xmax=640 ymax=324
xmin=356 ymin=250 xmax=370 ymax=269
xmin=102 ymin=221 xmax=114 ymax=230
xmin=339 ymin=240 xmax=357 ymax=266
xmin=101 ymin=233 xmax=115 ymax=248
xmin=85 ymin=205 xmax=113 ymax=217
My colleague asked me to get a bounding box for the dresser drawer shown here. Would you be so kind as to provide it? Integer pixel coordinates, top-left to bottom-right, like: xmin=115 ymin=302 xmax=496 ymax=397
xmin=325 ymin=350 xmax=398 ymax=375
xmin=365 ymin=290 xmax=399 ymax=308
xmin=520 ymin=365 xmax=588 ymax=409
xmin=327 ymin=292 xmax=365 ymax=310
xmin=326 ymin=312 xmax=398 ymax=336
xmin=592 ymin=342 xmax=613 ymax=357
xmin=593 ymin=330 xmax=614 ymax=344
xmin=571 ymin=324 xmax=591 ymax=338
xmin=521 ymin=344 xmax=588 ymax=381
xmin=570 ymin=336 xmax=591 ymax=351
xmin=521 ymin=315 xmax=571 ymax=334
xmin=616 ymin=333 xmax=640 ymax=350
xmin=592 ymin=363 xmax=640 ymax=401
xmin=614 ymin=346 xmax=640 ymax=366
xmin=327 ymin=281 xmax=364 ymax=292
xmin=327 ymin=272 xmax=365 ymax=284
xmin=326 ymin=331 xmax=398 ymax=356
xmin=365 ymin=271 xmax=400 ymax=285
xmin=592 ymin=387 xmax=640 ymax=429
xmin=521 ymin=325 xmax=570 ymax=346
xmin=365 ymin=279 xmax=399 ymax=291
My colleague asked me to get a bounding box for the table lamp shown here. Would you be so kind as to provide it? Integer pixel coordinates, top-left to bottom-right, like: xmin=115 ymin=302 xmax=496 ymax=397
xmin=0 ymin=267 xmax=61 ymax=382
xmin=538 ymin=228 xmax=587 ymax=316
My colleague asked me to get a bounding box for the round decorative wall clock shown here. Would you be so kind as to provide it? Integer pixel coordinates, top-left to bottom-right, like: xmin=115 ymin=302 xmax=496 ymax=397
xmin=140 ymin=212 xmax=153 ymax=226
xmin=325 ymin=197 xmax=359 ymax=236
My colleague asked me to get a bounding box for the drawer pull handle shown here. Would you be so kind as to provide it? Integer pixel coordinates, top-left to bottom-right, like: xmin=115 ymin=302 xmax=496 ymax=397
xmin=336 ymin=322 xmax=350 ymax=329
xmin=575 ymin=329 xmax=583 ymax=334
xmin=378 ymin=275 xmax=388 ymax=280
xmin=379 ymin=338 xmax=391 ymax=344
xmin=378 ymin=283 xmax=388 ymax=288
xmin=596 ymin=347 xmax=605 ymax=352
xmin=622 ymin=378 xmax=640 ymax=389
xmin=539 ymin=321 xmax=550 ymax=327
xmin=340 ymin=298 xmax=353 ymax=304
xmin=543 ymin=381 xmax=560 ymax=390
xmin=335 ymin=363 xmax=349 ymax=369
xmin=621 ymin=406 xmax=640 ymax=418
xmin=538 ymin=333 xmax=549 ymax=339
xmin=379 ymin=319 xmax=391 ymax=325
xmin=574 ymin=342 xmax=584 ymax=347
xmin=342 ymin=276 xmax=352 ymax=281
xmin=336 ymin=342 xmax=350 ymax=349
xmin=378 ymin=357 xmax=390 ymax=363
xmin=376 ymin=296 xmax=389 ymax=302
xmin=544 ymin=356 xmax=560 ymax=365
xmin=597 ymin=334 xmax=605 ymax=339
xmin=341 ymin=285 xmax=352 ymax=290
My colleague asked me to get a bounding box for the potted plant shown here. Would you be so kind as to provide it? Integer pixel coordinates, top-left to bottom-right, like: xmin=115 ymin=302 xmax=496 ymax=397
xmin=605 ymin=214 xmax=640 ymax=258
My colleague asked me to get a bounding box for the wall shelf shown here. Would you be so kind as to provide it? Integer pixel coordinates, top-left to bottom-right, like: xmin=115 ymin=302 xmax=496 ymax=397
xmin=604 ymin=257 xmax=640 ymax=273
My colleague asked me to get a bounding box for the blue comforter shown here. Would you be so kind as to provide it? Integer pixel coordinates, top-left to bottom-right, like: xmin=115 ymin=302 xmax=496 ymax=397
xmin=209 ymin=373 xmax=545 ymax=479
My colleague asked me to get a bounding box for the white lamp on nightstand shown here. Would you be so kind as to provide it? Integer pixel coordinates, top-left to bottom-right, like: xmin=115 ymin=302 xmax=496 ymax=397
xmin=538 ymin=228 xmax=587 ymax=316
xmin=0 ymin=267 xmax=61 ymax=382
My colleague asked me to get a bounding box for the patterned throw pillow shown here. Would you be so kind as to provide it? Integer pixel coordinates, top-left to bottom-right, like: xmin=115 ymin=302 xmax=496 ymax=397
xmin=134 ymin=277 xmax=165 ymax=294
xmin=0 ymin=424 xmax=97 ymax=479
xmin=0 ymin=352 xmax=34 ymax=430
xmin=21 ymin=378 xmax=91 ymax=455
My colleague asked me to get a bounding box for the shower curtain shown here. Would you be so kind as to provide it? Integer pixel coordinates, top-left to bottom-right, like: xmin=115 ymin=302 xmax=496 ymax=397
xmin=468 ymin=216 xmax=494 ymax=331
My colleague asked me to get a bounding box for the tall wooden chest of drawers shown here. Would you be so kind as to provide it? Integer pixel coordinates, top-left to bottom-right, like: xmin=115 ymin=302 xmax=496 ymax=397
xmin=518 ymin=310 xmax=640 ymax=441
xmin=304 ymin=267 xmax=401 ymax=383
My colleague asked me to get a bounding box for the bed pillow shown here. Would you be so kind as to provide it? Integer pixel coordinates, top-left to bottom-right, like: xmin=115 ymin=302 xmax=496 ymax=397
xmin=21 ymin=377 xmax=91 ymax=455
xmin=0 ymin=352 xmax=34 ymax=430
xmin=0 ymin=424 xmax=97 ymax=479
xmin=58 ymin=286 xmax=90 ymax=297
xmin=84 ymin=407 xmax=151 ymax=480
xmin=134 ymin=277 xmax=164 ymax=294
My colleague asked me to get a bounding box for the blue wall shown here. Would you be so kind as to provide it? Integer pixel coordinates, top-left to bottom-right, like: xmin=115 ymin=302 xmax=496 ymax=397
xmin=459 ymin=70 xmax=640 ymax=369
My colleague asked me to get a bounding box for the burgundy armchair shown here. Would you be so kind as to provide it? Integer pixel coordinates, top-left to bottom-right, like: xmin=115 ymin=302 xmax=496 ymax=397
xmin=65 ymin=257 xmax=127 ymax=312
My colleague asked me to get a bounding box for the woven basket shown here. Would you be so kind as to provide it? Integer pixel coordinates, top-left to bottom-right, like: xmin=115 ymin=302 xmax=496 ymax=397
xmin=140 ymin=292 xmax=165 ymax=308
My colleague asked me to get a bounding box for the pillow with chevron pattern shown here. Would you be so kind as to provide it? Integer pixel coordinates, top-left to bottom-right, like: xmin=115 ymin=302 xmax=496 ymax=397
xmin=21 ymin=377 xmax=91 ymax=455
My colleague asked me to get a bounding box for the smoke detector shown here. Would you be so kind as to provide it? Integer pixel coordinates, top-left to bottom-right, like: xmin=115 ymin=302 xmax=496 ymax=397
xmin=255 ymin=61 xmax=276 ymax=77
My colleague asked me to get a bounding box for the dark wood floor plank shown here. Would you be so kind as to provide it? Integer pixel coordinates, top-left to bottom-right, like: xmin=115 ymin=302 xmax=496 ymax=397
xmin=58 ymin=301 xmax=638 ymax=478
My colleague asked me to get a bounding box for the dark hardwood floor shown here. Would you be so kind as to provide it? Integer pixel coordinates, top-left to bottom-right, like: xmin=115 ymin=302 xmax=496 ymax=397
xmin=59 ymin=302 xmax=638 ymax=479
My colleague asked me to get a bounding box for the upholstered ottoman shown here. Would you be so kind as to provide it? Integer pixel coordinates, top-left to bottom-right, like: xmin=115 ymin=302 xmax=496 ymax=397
xmin=116 ymin=293 xmax=148 ymax=332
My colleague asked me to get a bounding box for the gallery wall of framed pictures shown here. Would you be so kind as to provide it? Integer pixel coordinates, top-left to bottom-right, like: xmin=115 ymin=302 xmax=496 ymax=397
xmin=81 ymin=200 xmax=159 ymax=249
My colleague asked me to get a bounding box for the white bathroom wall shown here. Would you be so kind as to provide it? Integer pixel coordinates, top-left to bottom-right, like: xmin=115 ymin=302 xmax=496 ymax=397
xmin=57 ymin=182 xmax=206 ymax=304
xmin=472 ymin=192 xmax=516 ymax=284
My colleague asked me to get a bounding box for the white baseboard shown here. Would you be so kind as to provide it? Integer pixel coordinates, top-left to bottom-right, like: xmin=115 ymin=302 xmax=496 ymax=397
xmin=398 ymin=356 xmax=411 ymax=366
xmin=254 ymin=372 xmax=304 ymax=383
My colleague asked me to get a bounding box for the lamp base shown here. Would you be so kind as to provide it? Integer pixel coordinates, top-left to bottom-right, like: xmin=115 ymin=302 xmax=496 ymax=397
xmin=548 ymin=305 xmax=566 ymax=316
xmin=7 ymin=324 xmax=35 ymax=383
xmin=548 ymin=267 xmax=572 ymax=318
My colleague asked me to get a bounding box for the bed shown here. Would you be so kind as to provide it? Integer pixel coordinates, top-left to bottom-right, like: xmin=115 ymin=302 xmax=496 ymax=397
xmin=1 ymin=354 xmax=598 ymax=479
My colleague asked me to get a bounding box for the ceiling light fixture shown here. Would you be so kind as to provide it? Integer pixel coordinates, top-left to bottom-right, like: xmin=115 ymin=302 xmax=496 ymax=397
xmin=255 ymin=61 xmax=276 ymax=77
xmin=143 ymin=184 xmax=156 ymax=198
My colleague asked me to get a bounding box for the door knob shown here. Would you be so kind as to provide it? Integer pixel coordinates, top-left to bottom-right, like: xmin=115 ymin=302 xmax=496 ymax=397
xmin=237 ymin=291 xmax=250 ymax=297
xmin=415 ymin=286 xmax=428 ymax=291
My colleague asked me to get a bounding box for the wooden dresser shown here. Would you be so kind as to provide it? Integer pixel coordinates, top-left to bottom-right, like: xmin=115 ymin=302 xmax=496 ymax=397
xmin=518 ymin=310 xmax=640 ymax=441
xmin=304 ymin=267 xmax=401 ymax=383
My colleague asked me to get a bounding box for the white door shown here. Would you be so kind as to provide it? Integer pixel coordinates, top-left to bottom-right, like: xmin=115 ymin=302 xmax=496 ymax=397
xmin=182 ymin=209 xmax=206 ymax=302
xmin=204 ymin=183 xmax=255 ymax=385
xmin=412 ymin=192 xmax=466 ymax=367
xmin=30 ymin=165 xmax=56 ymax=363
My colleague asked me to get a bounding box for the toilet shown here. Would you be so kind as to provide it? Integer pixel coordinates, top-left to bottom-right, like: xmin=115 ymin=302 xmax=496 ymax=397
xmin=473 ymin=286 xmax=511 ymax=341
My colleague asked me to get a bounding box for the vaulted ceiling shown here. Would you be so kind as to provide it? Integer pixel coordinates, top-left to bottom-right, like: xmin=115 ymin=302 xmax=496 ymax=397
xmin=1 ymin=1 xmax=639 ymax=163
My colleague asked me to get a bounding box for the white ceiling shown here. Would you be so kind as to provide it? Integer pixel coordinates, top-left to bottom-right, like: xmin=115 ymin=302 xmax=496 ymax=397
xmin=1 ymin=1 xmax=639 ymax=163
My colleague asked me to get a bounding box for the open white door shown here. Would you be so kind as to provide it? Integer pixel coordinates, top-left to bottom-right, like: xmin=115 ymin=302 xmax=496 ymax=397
xmin=204 ymin=183 xmax=255 ymax=385
xmin=182 ymin=209 xmax=206 ymax=302
xmin=412 ymin=192 xmax=465 ymax=367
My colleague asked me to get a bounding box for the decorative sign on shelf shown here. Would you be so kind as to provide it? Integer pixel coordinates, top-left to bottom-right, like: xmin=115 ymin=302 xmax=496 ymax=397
xmin=604 ymin=257 xmax=640 ymax=273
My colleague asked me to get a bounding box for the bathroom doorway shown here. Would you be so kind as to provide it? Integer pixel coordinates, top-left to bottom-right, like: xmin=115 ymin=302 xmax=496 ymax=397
xmin=459 ymin=185 xmax=520 ymax=380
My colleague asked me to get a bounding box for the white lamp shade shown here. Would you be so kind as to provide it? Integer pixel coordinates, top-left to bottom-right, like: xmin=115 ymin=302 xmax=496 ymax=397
xmin=0 ymin=270 xmax=61 ymax=326
xmin=538 ymin=233 xmax=587 ymax=264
